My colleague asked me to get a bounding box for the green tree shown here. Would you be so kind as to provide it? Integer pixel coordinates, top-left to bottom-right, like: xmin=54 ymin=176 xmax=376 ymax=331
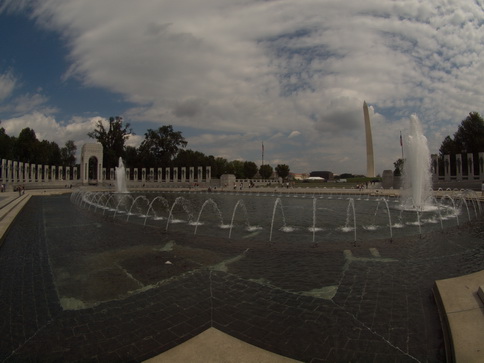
xmin=139 ymin=125 xmax=187 ymax=166
xmin=210 ymin=156 xmax=230 ymax=178
xmin=14 ymin=127 xmax=38 ymax=162
xmin=174 ymin=149 xmax=207 ymax=167
xmin=439 ymin=112 xmax=484 ymax=175
xmin=228 ymin=160 xmax=245 ymax=179
xmin=393 ymin=158 xmax=404 ymax=176
xmin=243 ymin=161 xmax=258 ymax=179
xmin=275 ymin=164 xmax=290 ymax=179
xmin=87 ymin=116 xmax=133 ymax=169
xmin=259 ymin=164 xmax=273 ymax=179
xmin=124 ymin=146 xmax=140 ymax=168
xmin=60 ymin=140 xmax=77 ymax=167
xmin=453 ymin=112 xmax=484 ymax=153
xmin=0 ymin=126 xmax=14 ymax=160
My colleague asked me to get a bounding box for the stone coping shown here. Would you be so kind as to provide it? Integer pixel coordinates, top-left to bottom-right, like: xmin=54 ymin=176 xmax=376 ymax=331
xmin=144 ymin=327 xmax=300 ymax=363
xmin=434 ymin=270 xmax=484 ymax=363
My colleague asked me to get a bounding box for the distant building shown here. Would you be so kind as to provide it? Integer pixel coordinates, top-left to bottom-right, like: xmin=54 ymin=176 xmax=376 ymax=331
xmin=310 ymin=171 xmax=333 ymax=180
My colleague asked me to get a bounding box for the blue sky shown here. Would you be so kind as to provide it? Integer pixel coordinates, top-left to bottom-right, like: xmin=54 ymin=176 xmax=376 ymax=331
xmin=1 ymin=0 xmax=483 ymax=174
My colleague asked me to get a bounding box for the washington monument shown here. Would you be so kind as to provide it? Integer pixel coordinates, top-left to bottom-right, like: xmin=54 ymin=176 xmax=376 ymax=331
xmin=363 ymin=101 xmax=376 ymax=177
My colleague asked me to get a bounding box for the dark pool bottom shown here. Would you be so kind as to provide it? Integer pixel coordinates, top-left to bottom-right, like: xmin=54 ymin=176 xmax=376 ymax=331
xmin=1 ymin=193 xmax=483 ymax=362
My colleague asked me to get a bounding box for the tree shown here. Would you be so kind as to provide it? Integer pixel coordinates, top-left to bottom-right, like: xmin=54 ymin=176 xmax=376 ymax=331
xmin=453 ymin=112 xmax=484 ymax=153
xmin=259 ymin=164 xmax=273 ymax=179
xmin=438 ymin=112 xmax=484 ymax=176
xmin=87 ymin=116 xmax=133 ymax=169
xmin=174 ymin=149 xmax=208 ymax=168
xmin=124 ymin=146 xmax=140 ymax=168
xmin=228 ymin=160 xmax=245 ymax=179
xmin=139 ymin=125 xmax=187 ymax=166
xmin=393 ymin=158 xmax=404 ymax=176
xmin=60 ymin=140 xmax=77 ymax=167
xmin=275 ymin=164 xmax=290 ymax=179
xmin=14 ymin=127 xmax=38 ymax=163
xmin=210 ymin=156 xmax=230 ymax=178
xmin=243 ymin=161 xmax=258 ymax=179
xmin=0 ymin=126 xmax=14 ymax=160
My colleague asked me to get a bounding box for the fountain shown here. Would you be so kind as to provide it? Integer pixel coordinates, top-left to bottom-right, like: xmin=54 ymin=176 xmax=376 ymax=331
xmin=400 ymin=115 xmax=433 ymax=211
xmin=115 ymin=157 xmax=128 ymax=193
xmin=71 ymin=114 xmax=480 ymax=244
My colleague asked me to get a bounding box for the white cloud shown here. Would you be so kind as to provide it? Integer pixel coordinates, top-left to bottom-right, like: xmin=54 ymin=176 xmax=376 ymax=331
xmin=2 ymin=0 xmax=484 ymax=173
xmin=0 ymin=70 xmax=16 ymax=102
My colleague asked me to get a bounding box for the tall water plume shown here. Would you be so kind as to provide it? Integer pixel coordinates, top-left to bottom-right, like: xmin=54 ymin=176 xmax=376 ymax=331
xmin=401 ymin=115 xmax=432 ymax=210
xmin=115 ymin=157 xmax=128 ymax=193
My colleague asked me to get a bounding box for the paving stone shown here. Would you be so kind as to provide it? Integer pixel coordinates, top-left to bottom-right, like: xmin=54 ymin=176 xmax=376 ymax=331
xmin=0 ymin=194 xmax=483 ymax=361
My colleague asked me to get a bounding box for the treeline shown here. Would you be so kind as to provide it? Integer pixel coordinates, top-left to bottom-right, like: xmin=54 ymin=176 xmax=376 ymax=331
xmin=0 ymin=117 xmax=291 ymax=180
xmin=0 ymin=126 xmax=76 ymax=167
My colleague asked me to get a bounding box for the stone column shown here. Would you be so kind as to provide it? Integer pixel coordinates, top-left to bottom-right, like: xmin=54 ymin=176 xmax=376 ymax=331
xmin=479 ymin=152 xmax=484 ymax=180
xmin=141 ymin=168 xmax=146 ymax=182
xmin=455 ymin=154 xmax=462 ymax=181
xmin=66 ymin=166 xmax=71 ymax=181
xmin=166 ymin=168 xmax=171 ymax=182
xmin=444 ymin=155 xmax=451 ymax=181
xmin=189 ymin=167 xmax=194 ymax=182
xmin=466 ymin=153 xmax=474 ymax=180
xmin=149 ymin=168 xmax=154 ymax=182
xmin=73 ymin=166 xmax=78 ymax=180
xmin=13 ymin=161 xmax=18 ymax=183
xmin=173 ymin=168 xmax=178 ymax=182
xmin=206 ymin=166 xmax=211 ymax=182
xmin=134 ymin=168 xmax=138 ymax=181
xmin=431 ymin=154 xmax=438 ymax=182
xmin=181 ymin=167 xmax=186 ymax=182
xmin=157 ymin=168 xmax=162 ymax=182
xmin=197 ymin=166 xmax=203 ymax=182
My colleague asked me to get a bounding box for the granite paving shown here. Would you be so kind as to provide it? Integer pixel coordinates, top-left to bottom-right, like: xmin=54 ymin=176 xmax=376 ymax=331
xmin=1 ymin=194 xmax=483 ymax=362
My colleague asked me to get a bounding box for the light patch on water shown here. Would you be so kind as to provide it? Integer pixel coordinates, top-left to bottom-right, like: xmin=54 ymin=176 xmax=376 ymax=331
xmin=189 ymin=221 xmax=203 ymax=226
xmin=169 ymin=219 xmax=185 ymax=224
xmin=392 ymin=223 xmax=405 ymax=228
xmin=280 ymin=226 xmax=296 ymax=232
xmin=308 ymin=227 xmax=324 ymax=232
xmin=60 ymin=297 xmax=88 ymax=310
xmin=242 ymin=229 xmax=262 ymax=239
xmin=156 ymin=240 xmax=175 ymax=252
xmin=210 ymin=249 xmax=249 ymax=272
xmin=301 ymin=285 xmax=338 ymax=300
xmin=338 ymin=226 xmax=354 ymax=233
xmin=362 ymin=225 xmax=378 ymax=231
xmin=219 ymin=224 xmax=231 ymax=229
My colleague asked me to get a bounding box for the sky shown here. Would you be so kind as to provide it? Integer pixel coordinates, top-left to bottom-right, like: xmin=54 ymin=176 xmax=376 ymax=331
xmin=0 ymin=0 xmax=483 ymax=175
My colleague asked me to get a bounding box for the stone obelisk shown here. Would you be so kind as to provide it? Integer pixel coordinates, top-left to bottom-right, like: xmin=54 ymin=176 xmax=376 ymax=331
xmin=363 ymin=101 xmax=375 ymax=177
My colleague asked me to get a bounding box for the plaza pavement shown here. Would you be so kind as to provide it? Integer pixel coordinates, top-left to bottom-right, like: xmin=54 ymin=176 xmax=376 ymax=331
xmin=0 ymin=187 xmax=483 ymax=362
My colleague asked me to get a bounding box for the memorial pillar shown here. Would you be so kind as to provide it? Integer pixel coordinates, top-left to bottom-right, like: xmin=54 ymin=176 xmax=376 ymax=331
xmin=444 ymin=155 xmax=451 ymax=182
xmin=206 ymin=166 xmax=211 ymax=182
xmin=467 ymin=153 xmax=474 ymax=180
xmin=455 ymin=154 xmax=462 ymax=181
xmin=479 ymin=152 xmax=484 ymax=181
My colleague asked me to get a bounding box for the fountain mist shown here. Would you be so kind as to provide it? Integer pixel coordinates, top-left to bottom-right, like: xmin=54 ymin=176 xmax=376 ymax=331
xmin=115 ymin=157 xmax=128 ymax=193
xmin=401 ymin=115 xmax=432 ymax=211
